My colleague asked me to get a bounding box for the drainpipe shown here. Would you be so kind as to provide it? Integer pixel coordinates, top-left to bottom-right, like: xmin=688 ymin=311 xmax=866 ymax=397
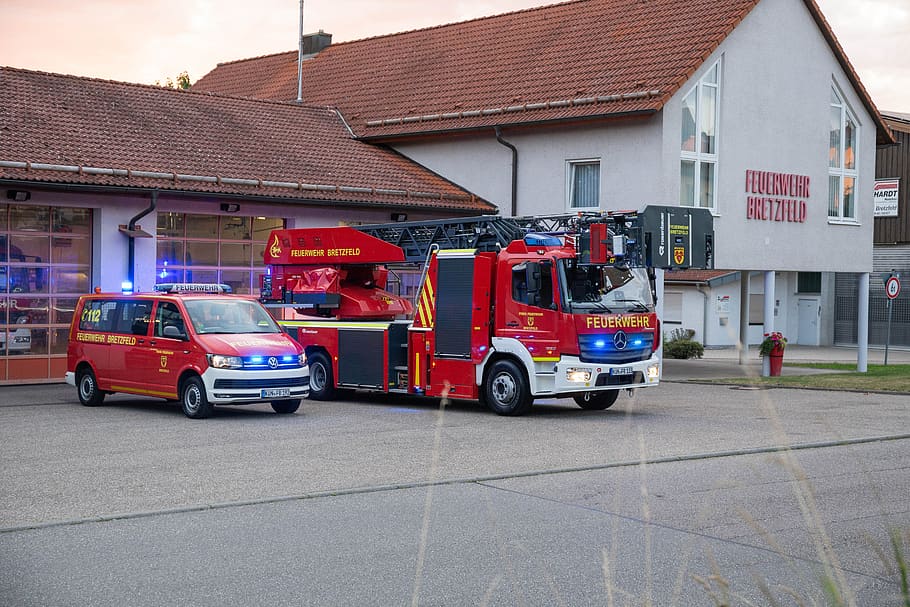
xmin=126 ymin=191 xmax=157 ymax=288
xmin=494 ymin=127 xmax=518 ymax=216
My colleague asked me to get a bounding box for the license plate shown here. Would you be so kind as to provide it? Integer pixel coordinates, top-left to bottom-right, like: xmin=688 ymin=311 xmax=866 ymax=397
xmin=261 ymin=388 xmax=291 ymax=398
xmin=610 ymin=367 xmax=633 ymax=376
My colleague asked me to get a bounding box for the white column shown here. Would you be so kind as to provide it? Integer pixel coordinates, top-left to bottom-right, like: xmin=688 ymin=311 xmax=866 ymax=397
xmin=763 ymin=271 xmax=775 ymax=336
xmin=857 ymin=272 xmax=869 ymax=372
xmin=739 ymin=271 xmax=750 ymax=365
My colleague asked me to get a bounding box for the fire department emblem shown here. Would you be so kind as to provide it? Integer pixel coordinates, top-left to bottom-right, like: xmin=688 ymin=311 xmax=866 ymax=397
xmin=269 ymin=234 xmax=282 ymax=259
xmin=160 ymin=356 xmax=168 ymax=368
xmin=673 ymin=247 xmax=686 ymax=265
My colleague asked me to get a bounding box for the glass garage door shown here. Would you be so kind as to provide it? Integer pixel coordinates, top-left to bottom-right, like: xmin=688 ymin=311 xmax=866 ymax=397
xmin=1 ymin=204 xmax=92 ymax=383
xmin=156 ymin=213 xmax=284 ymax=294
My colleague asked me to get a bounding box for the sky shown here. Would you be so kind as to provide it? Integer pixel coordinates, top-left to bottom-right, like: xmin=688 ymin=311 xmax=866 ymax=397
xmin=1 ymin=0 xmax=907 ymax=112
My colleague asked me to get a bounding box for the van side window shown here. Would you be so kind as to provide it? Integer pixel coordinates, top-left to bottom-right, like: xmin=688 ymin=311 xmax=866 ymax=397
xmin=126 ymin=301 xmax=153 ymax=336
xmin=155 ymin=301 xmax=186 ymax=338
xmin=78 ymin=300 xmax=118 ymax=332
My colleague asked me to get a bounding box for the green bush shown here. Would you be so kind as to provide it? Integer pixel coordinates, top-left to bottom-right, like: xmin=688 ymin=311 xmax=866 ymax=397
xmin=663 ymin=328 xmax=705 ymax=359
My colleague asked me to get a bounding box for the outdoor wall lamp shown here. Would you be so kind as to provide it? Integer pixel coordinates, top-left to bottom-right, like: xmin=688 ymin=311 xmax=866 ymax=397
xmin=6 ymin=190 xmax=31 ymax=201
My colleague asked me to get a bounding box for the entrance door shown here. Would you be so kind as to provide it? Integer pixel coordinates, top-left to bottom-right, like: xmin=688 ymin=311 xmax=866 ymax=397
xmin=797 ymin=298 xmax=820 ymax=345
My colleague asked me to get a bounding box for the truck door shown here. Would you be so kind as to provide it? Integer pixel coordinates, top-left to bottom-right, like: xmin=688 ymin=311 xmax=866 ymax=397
xmin=499 ymin=260 xmax=560 ymax=362
xmin=427 ymin=252 xmax=493 ymax=398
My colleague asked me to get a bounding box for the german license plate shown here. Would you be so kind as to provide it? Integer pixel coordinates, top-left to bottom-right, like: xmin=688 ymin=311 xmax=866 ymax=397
xmin=261 ymin=388 xmax=291 ymax=398
xmin=610 ymin=367 xmax=633 ymax=376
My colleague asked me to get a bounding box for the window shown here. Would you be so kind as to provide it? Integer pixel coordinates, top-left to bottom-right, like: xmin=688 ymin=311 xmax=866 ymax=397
xmin=798 ymin=272 xmax=822 ymax=293
xmin=680 ymin=60 xmax=720 ymax=210
xmin=567 ymin=160 xmax=600 ymax=209
xmin=156 ymin=213 xmax=284 ymax=294
xmin=663 ymin=292 xmax=683 ymax=325
xmin=828 ymin=87 xmax=858 ymax=221
xmin=154 ymin=301 xmax=186 ymax=338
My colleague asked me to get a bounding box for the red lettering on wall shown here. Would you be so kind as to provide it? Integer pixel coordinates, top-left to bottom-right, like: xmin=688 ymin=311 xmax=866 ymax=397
xmin=744 ymin=170 xmax=810 ymax=224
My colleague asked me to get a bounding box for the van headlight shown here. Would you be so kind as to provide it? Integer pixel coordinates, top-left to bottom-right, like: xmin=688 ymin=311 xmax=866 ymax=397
xmin=207 ymin=354 xmax=243 ymax=369
xmin=566 ymin=367 xmax=592 ymax=383
xmin=298 ymin=352 xmax=307 ymax=365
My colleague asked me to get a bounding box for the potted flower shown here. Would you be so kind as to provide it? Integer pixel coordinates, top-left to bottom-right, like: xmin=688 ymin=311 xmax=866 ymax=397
xmin=759 ymin=331 xmax=788 ymax=357
xmin=759 ymin=331 xmax=787 ymax=377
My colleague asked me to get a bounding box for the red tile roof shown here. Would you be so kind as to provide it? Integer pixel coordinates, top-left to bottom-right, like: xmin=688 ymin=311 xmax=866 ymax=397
xmin=193 ymin=0 xmax=892 ymax=144
xmin=0 ymin=67 xmax=495 ymax=212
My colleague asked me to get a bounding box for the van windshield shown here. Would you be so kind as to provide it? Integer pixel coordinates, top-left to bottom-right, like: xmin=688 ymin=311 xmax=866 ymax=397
xmin=183 ymin=299 xmax=281 ymax=335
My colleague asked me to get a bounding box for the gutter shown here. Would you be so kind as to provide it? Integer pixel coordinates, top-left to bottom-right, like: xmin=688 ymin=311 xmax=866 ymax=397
xmin=494 ymin=127 xmax=518 ymax=216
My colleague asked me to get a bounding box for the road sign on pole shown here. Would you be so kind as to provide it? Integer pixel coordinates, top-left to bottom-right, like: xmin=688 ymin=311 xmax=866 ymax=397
xmin=882 ymin=272 xmax=900 ymax=365
xmin=885 ymin=275 xmax=901 ymax=300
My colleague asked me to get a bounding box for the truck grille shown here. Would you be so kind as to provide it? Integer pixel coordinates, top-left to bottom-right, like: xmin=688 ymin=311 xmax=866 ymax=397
xmin=213 ymin=377 xmax=309 ymax=389
xmin=578 ymin=333 xmax=653 ymax=364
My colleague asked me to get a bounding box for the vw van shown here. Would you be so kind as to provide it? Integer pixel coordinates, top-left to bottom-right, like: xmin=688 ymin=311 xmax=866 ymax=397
xmin=65 ymin=284 xmax=309 ymax=418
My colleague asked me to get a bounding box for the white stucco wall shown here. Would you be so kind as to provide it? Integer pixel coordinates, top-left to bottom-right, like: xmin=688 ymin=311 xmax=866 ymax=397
xmin=659 ymin=0 xmax=876 ymax=273
xmin=393 ymin=117 xmax=665 ymax=218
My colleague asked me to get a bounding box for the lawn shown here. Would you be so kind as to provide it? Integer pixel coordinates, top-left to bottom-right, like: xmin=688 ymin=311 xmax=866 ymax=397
xmin=712 ymin=363 xmax=910 ymax=392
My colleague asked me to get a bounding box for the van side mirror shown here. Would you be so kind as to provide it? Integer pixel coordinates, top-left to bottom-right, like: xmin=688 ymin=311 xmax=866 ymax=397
xmin=163 ymin=325 xmax=185 ymax=340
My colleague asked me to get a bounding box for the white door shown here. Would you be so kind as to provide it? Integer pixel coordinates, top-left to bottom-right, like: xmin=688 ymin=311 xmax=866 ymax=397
xmin=797 ymin=298 xmax=820 ymax=345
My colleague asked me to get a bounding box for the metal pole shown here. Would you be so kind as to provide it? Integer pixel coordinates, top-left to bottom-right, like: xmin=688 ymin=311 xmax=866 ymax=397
xmin=297 ymin=0 xmax=304 ymax=103
xmin=885 ymin=297 xmax=892 ymax=366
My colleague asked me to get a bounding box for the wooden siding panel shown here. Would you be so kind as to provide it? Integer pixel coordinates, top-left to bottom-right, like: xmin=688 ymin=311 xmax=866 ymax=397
xmin=874 ymin=128 xmax=910 ymax=244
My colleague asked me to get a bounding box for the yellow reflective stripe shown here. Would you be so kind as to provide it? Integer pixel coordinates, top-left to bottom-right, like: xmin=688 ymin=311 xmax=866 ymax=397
xmin=414 ymin=351 xmax=420 ymax=387
xmin=531 ymin=357 xmax=561 ymax=362
xmin=109 ymin=385 xmax=177 ymax=399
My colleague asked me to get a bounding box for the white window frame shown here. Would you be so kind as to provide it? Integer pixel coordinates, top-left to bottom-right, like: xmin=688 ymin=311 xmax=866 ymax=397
xmin=828 ymin=86 xmax=859 ymax=223
xmin=566 ymin=159 xmax=601 ymax=210
xmin=680 ymin=59 xmax=721 ymax=212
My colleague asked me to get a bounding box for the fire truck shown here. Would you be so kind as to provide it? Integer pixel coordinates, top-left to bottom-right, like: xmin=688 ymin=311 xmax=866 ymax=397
xmin=261 ymin=205 xmax=713 ymax=415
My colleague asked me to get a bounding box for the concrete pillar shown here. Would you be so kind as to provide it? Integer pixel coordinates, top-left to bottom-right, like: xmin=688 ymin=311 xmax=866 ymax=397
xmin=857 ymin=272 xmax=869 ymax=372
xmin=739 ymin=271 xmax=750 ymax=365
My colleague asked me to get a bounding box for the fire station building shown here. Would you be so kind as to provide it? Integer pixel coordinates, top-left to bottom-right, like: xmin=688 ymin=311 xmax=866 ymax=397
xmin=0 ymin=0 xmax=897 ymax=383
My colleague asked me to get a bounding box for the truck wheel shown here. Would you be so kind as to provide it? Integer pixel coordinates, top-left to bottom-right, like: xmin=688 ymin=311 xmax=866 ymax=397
xmin=308 ymin=352 xmax=336 ymax=401
xmin=574 ymin=390 xmax=619 ymax=410
xmin=483 ymin=360 xmax=532 ymax=416
xmin=271 ymin=399 xmax=301 ymax=414
xmin=77 ymin=368 xmax=105 ymax=406
xmin=181 ymin=376 xmax=213 ymax=419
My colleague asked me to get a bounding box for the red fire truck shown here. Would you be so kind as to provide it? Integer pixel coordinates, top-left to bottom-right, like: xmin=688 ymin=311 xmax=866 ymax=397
xmin=261 ymin=206 xmax=713 ymax=415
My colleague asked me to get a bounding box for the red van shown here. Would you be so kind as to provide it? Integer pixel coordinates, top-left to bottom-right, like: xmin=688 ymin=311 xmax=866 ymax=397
xmin=65 ymin=284 xmax=309 ymax=418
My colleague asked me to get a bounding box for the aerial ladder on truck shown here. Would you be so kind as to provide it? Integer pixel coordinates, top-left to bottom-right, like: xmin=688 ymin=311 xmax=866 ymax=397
xmin=261 ymin=205 xmax=714 ymax=415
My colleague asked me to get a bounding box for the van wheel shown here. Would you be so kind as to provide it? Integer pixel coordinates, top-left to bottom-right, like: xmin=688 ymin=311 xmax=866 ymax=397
xmin=308 ymin=353 xmax=336 ymax=400
xmin=77 ymin=368 xmax=105 ymax=406
xmin=271 ymin=399 xmax=301 ymax=414
xmin=574 ymin=390 xmax=619 ymax=410
xmin=181 ymin=376 xmax=213 ymax=419
xmin=483 ymin=360 xmax=532 ymax=416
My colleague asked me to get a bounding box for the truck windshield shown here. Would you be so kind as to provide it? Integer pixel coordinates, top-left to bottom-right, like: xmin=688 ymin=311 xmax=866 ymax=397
xmin=558 ymin=259 xmax=654 ymax=314
xmin=183 ymin=299 xmax=281 ymax=334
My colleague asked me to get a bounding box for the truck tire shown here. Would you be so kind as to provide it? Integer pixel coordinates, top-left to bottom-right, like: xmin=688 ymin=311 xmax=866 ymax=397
xmin=574 ymin=390 xmax=619 ymax=410
xmin=308 ymin=352 xmax=336 ymax=401
xmin=483 ymin=359 xmax=532 ymax=416
xmin=77 ymin=368 xmax=105 ymax=406
xmin=271 ymin=399 xmax=301 ymax=414
xmin=181 ymin=375 xmax=213 ymax=419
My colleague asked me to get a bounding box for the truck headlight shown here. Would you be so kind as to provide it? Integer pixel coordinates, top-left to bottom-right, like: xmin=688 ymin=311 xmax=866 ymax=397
xmin=566 ymin=368 xmax=592 ymax=383
xmin=207 ymin=354 xmax=243 ymax=369
xmin=647 ymin=365 xmax=660 ymax=380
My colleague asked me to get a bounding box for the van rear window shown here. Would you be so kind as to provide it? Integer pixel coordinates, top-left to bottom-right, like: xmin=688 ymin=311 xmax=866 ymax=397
xmin=79 ymin=299 xmax=153 ymax=335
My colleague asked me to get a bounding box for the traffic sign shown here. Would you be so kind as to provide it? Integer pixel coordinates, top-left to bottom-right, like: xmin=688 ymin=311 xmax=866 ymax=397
xmin=885 ymin=275 xmax=901 ymax=300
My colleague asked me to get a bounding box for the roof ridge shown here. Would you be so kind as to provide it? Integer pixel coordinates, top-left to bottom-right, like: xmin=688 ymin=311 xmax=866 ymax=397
xmin=1 ymin=65 xmax=337 ymax=113
xmin=212 ymin=49 xmax=298 ymax=68
xmin=212 ymin=0 xmax=587 ymax=63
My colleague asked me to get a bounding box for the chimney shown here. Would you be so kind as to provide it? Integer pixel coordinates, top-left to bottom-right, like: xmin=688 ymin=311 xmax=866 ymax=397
xmin=302 ymin=30 xmax=332 ymax=55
